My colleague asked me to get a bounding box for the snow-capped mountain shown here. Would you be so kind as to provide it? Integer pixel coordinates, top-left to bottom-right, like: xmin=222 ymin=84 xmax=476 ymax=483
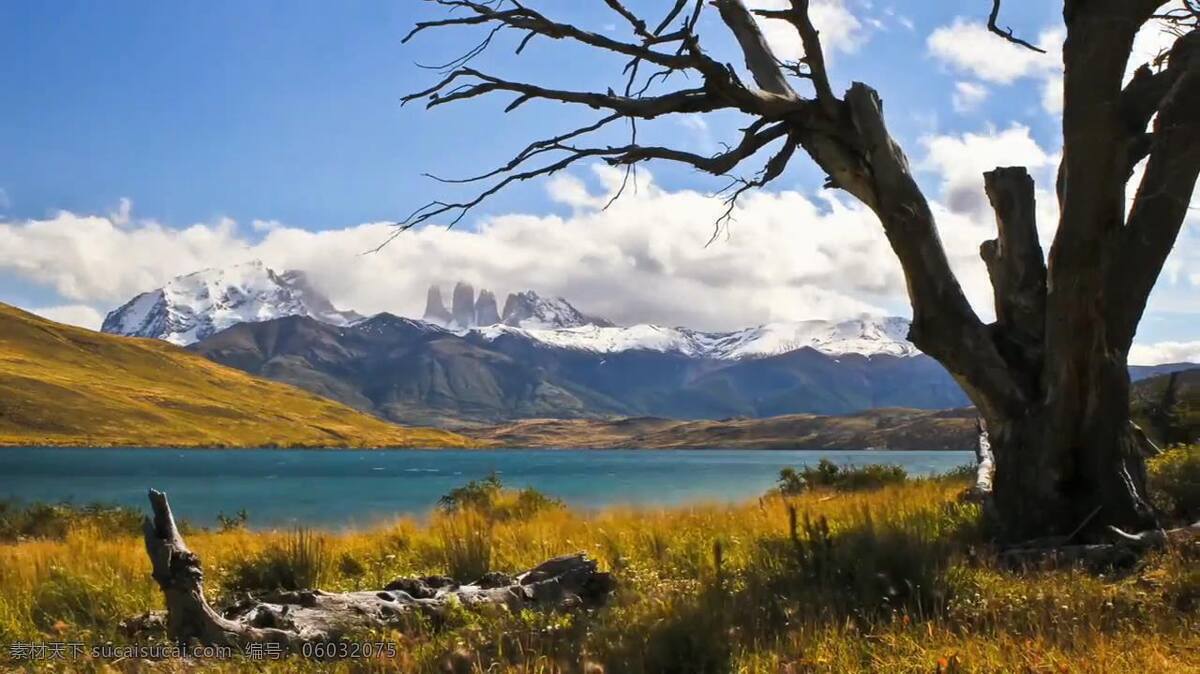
xmin=472 ymin=316 xmax=917 ymax=360
xmin=101 ymin=261 xmax=362 ymax=345
xmin=422 ymin=282 xmax=610 ymax=330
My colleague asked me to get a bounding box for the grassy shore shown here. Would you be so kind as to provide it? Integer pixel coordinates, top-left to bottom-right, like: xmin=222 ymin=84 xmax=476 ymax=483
xmin=1 ymin=449 xmax=1197 ymax=673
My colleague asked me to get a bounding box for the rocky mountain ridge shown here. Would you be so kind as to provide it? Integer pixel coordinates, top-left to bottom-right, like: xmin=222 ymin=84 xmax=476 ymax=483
xmin=101 ymin=261 xmax=362 ymax=345
xmin=422 ymin=281 xmax=611 ymax=330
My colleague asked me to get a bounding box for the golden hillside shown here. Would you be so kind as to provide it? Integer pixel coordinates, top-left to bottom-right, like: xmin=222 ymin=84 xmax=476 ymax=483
xmin=0 ymin=303 xmax=471 ymax=448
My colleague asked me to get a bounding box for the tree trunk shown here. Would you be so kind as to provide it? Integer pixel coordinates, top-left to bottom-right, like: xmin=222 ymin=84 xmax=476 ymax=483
xmin=988 ymin=358 xmax=1157 ymax=542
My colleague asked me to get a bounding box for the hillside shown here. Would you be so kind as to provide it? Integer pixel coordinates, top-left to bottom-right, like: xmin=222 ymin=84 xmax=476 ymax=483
xmin=0 ymin=303 xmax=470 ymax=448
xmin=468 ymin=408 xmax=978 ymax=450
xmin=1132 ymin=367 xmax=1200 ymax=445
xmin=191 ymin=314 xmax=969 ymax=425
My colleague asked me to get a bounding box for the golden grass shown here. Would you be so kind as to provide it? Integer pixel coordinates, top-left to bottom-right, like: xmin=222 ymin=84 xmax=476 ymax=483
xmin=0 ymin=302 xmax=471 ymax=448
xmin=1 ymin=477 xmax=1197 ymax=672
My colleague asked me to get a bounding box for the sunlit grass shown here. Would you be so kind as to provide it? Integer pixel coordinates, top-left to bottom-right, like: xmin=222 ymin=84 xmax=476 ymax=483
xmin=1 ymin=469 xmax=1197 ymax=672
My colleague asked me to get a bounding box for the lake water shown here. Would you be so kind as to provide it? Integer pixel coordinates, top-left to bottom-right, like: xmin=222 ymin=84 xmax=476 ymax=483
xmin=0 ymin=448 xmax=973 ymax=529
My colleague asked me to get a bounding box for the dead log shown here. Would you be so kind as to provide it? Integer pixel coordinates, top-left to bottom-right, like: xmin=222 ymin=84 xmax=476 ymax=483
xmin=997 ymin=520 xmax=1200 ymax=571
xmin=142 ymin=489 xmax=614 ymax=649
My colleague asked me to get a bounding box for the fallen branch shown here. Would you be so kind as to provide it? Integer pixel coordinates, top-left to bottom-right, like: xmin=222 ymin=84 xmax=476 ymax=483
xmin=997 ymin=520 xmax=1200 ymax=571
xmin=141 ymin=489 xmax=614 ymax=650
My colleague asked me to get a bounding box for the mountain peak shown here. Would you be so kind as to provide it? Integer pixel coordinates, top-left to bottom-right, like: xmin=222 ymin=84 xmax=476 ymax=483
xmin=101 ymin=261 xmax=362 ymax=345
xmin=500 ymin=290 xmax=612 ymax=329
xmin=420 ymin=282 xmax=611 ymax=330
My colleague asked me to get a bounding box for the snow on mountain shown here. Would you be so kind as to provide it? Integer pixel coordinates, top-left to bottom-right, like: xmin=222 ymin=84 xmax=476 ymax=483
xmin=500 ymin=290 xmax=612 ymax=329
xmin=101 ymin=261 xmax=362 ymax=345
xmin=471 ymin=316 xmax=918 ymax=360
xmin=707 ymin=317 xmax=918 ymax=359
xmin=475 ymin=323 xmax=712 ymax=356
xmin=422 ymin=282 xmax=610 ymax=330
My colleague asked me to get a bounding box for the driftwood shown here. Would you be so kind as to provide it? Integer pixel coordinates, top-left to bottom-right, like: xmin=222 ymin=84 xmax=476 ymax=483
xmin=141 ymin=489 xmax=613 ymax=649
xmin=998 ymin=520 xmax=1200 ymax=571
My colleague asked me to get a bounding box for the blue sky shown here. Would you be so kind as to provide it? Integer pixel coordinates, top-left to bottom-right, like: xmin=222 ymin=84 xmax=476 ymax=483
xmin=1 ymin=1 xmax=1197 ymax=361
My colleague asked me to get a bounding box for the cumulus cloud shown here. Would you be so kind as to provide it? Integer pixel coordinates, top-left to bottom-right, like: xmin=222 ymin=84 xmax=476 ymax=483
xmin=0 ymin=172 xmax=918 ymax=331
xmin=747 ymin=0 xmax=868 ymax=64
xmin=919 ymin=123 xmax=1055 ymax=217
xmin=927 ymin=20 xmax=1063 ymax=85
xmin=2 ymin=127 xmax=1193 ymax=353
xmin=1129 ymin=341 xmax=1200 ymax=366
xmin=28 ymin=304 xmax=104 ymax=330
xmin=951 ymin=81 xmax=988 ymax=113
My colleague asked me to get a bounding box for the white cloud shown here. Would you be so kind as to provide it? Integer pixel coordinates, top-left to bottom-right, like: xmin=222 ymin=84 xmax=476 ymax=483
xmin=0 ymin=169 xmax=913 ymax=331
xmin=927 ymin=19 xmax=1062 ymax=85
xmin=1129 ymin=341 xmax=1200 ymax=366
xmin=251 ymin=219 xmax=284 ymax=233
xmin=951 ymin=81 xmax=988 ymax=113
xmin=747 ymin=0 xmax=868 ymax=64
xmin=919 ymin=123 xmax=1055 ymax=217
xmin=0 ymin=211 xmax=249 ymax=304
xmin=1 ymin=127 xmax=1192 ymax=350
xmin=927 ymin=19 xmax=1066 ymax=117
xmin=1040 ymin=74 xmax=1064 ymax=114
xmin=29 ymin=304 xmax=104 ymax=330
xmin=110 ymin=197 xmax=133 ymax=227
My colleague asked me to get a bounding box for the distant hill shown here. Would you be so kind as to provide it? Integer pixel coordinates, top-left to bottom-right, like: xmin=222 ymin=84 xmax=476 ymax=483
xmin=467 ymin=408 xmax=979 ymax=451
xmin=1132 ymin=367 xmax=1200 ymax=446
xmin=190 ymin=314 xmax=970 ymax=426
xmin=0 ymin=303 xmax=469 ymax=448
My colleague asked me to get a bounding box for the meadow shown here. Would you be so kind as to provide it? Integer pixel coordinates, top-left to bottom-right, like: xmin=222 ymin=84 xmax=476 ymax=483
xmin=0 ymin=447 xmax=1197 ymax=673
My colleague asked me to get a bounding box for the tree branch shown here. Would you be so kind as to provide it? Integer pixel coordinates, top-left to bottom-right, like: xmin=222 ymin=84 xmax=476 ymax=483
xmin=841 ymin=84 xmax=1027 ymax=415
xmin=751 ymin=0 xmax=838 ymax=115
xmin=987 ymin=0 xmax=1047 ymax=53
xmin=1108 ymin=30 xmax=1200 ymax=352
xmin=981 ymin=167 xmax=1047 ymax=346
xmin=712 ymin=0 xmax=797 ymax=99
xmin=982 ymin=167 xmax=1047 ymax=390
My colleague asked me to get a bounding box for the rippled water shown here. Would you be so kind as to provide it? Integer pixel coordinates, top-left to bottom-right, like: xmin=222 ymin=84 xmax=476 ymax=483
xmin=0 ymin=447 xmax=972 ymax=528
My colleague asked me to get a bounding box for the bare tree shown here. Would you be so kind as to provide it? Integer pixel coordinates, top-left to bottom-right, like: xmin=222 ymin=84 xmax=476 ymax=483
xmin=402 ymin=0 xmax=1200 ymax=541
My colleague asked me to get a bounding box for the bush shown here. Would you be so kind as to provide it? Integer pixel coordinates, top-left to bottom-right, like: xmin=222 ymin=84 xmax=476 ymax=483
xmin=0 ymin=501 xmax=143 ymax=541
xmin=776 ymin=459 xmax=908 ymax=495
xmin=438 ymin=472 xmax=563 ymax=521
xmin=225 ymin=528 xmax=329 ymax=593
xmin=1148 ymin=445 xmax=1200 ymax=521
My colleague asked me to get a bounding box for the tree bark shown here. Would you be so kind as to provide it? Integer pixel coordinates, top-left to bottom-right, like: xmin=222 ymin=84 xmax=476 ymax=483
xmin=142 ymin=490 xmax=614 ymax=650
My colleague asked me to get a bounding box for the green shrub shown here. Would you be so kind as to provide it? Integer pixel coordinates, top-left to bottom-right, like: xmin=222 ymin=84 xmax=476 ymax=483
xmin=216 ymin=509 xmax=249 ymax=532
xmin=439 ymin=472 xmax=504 ymax=512
xmin=438 ymin=473 xmax=562 ymax=522
xmin=776 ymin=459 xmax=908 ymax=495
xmin=0 ymin=501 xmax=143 ymax=541
xmin=225 ymin=528 xmax=329 ymax=593
xmin=1147 ymin=445 xmax=1200 ymax=521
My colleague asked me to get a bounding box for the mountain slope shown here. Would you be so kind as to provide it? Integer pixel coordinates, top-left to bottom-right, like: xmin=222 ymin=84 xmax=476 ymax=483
xmin=1132 ymin=367 xmax=1200 ymax=445
xmin=192 ymin=313 xmax=629 ymax=426
xmin=193 ymin=314 xmax=969 ymax=425
xmin=0 ymin=303 xmax=469 ymax=448
xmin=102 ymin=261 xmax=361 ymax=345
xmin=468 ymin=408 xmax=978 ymax=450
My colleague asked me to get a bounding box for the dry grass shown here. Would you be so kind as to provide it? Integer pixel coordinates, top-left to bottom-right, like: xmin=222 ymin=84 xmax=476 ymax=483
xmin=1 ymin=471 xmax=1197 ymax=672
xmin=0 ymin=302 xmax=471 ymax=448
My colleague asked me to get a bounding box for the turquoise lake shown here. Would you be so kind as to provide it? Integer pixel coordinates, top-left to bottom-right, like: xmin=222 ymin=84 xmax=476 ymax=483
xmin=0 ymin=448 xmax=973 ymax=528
